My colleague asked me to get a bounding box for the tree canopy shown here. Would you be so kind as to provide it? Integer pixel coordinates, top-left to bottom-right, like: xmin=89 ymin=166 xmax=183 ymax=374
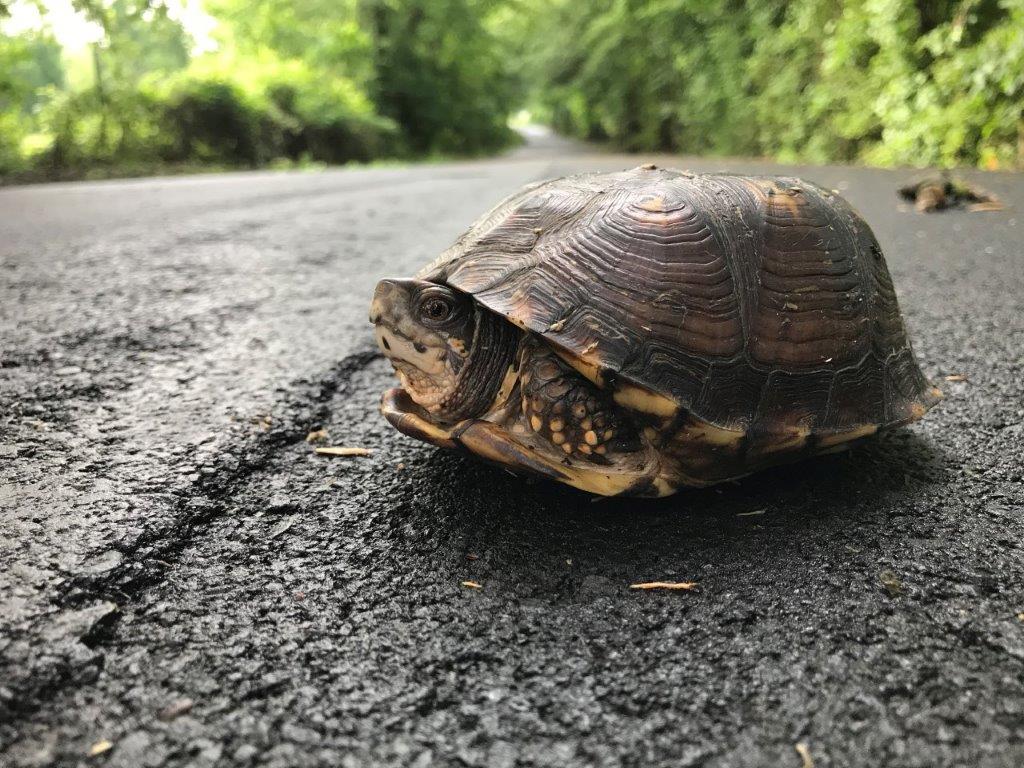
xmin=1 ymin=0 xmax=1022 ymax=179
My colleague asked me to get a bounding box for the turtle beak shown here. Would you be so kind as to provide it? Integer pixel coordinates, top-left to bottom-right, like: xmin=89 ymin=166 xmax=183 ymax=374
xmin=369 ymin=278 xmax=431 ymax=325
xmin=369 ymin=278 xmax=401 ymax=325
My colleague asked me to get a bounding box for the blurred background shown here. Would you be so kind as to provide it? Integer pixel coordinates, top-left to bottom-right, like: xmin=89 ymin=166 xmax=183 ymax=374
xmin=1 ymin=0 xmax=1022 ymax=183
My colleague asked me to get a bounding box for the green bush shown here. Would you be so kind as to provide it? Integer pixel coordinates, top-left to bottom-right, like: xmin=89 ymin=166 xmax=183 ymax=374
xmin=25 ymin=70 xmax=400 ymax=174
xmin=265 ymin=73 xmax=399 ymax=163
xmin=159 ymin=78 xmax=284 ymax=166
xmin=525 ymin=0 xmax=1024 ymax=169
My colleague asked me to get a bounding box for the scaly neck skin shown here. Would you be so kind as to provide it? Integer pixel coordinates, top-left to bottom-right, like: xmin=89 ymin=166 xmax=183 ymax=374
xmin=435 ymin=308 xmax=521 ymax=424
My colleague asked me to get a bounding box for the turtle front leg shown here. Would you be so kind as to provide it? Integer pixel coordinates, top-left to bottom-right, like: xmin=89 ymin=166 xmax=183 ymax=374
xmin=517 ymin=339 xmax=638 ymax=460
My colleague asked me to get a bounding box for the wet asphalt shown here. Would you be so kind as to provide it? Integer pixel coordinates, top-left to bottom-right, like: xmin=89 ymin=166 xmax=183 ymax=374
xmin=1 ymin=133 xmax=1023 ymax=767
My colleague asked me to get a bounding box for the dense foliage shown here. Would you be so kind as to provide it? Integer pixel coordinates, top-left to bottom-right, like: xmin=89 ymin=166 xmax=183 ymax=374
xmin=526 ymin=0 xmax=1024 ymax=168
xmin=1 ymin=0 xmax=1022 ymax=179
xmin=0 ymin=0 xmax=516 ymax=178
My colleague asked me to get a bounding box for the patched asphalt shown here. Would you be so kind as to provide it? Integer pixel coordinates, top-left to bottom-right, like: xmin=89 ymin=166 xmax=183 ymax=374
xmin=1 ymin=136 xmax=1023 ymax=767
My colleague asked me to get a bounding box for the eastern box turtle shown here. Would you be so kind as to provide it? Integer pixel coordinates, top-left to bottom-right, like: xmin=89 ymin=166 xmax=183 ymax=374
xmin=370 ymin=167 xmax=941 ymax=497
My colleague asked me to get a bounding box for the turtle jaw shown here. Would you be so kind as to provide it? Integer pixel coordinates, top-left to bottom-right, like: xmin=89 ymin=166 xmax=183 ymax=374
xmin=381 ymin=387 xmax=459 ymax=450
xmin=380 ymin=387 xmax=670 ymax=497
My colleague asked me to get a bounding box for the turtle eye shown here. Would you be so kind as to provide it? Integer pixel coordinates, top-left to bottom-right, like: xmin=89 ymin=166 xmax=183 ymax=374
xmin=416 ymin=287 xmax=462 ymax=327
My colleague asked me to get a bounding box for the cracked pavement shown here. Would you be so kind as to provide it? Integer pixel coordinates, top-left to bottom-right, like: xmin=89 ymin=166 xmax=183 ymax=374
xmin=2 ymin=135 xmax=1023 ymax=767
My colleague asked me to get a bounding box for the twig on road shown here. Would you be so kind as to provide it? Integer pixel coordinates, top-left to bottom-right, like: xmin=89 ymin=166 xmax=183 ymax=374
xmin=629 ymin=581 xmax=698 ymax=591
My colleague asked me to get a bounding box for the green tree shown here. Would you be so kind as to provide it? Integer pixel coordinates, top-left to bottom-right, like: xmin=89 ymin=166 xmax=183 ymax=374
xmin=363 ymin=0 xmax=517 ymax=154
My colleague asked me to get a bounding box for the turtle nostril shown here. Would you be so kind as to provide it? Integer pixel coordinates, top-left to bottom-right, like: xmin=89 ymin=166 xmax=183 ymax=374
xmin=413 ymin=342 xmax=428 ymax=354
xmin=381 ymin=336 xmax=391 ymax=351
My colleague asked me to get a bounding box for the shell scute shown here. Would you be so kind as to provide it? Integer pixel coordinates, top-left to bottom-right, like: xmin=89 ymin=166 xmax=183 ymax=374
xmin=423 ymin=168 xmax=938 ymax=434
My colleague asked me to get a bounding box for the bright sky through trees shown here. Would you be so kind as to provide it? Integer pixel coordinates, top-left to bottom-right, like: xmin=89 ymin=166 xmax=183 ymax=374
xmin=4 ymin=0 xmax=215 ymax=52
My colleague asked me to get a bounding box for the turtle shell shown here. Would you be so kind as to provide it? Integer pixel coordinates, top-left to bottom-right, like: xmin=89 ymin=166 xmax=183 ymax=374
xmin=420 ymin=167 xmax=940 ymax=437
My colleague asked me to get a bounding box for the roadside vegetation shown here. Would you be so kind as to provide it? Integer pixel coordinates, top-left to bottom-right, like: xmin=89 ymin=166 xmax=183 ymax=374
xmin=523 ymin=0 xmax=1024 ymax=170
xmin=1 ymin=0 xmax=1022 ymax=181
xmin=0 ymin=0 xmax=519 ymax=181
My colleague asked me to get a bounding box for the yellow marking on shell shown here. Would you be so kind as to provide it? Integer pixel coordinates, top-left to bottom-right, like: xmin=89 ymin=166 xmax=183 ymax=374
xmin=740 ymin=178 xmax=772 ymax=203
xmin=613 ymin=384 xmax=678 ymax=418
xmin=642 ymin=426 xmax=659 ymax=443
xmin=594 ymin=445 xmax=607 ymax=455
xmin=552 ymin=431 xmax=566 ymax=445
xmin=651 ymin=478 xmax=674 ymax=497
xmin=578 ymin=443 xmax=592 ymax=454
xmin=672 ymin=422 xmax=745 ymax=449
xmin=759 ymin=426 xmax=810 ymax=454
xmin=561 ymin=442 xmax=573 ymax=454
xmin=584 ymin=430 xmax=599 ymax=446
xmin=572 ymin=403 xmax=587 ymax=419
xmin=530 ymin=415 xmax=543 ymax=432
xmin=772 ymin=186 xmax=805 ymax=218
xmin=552 ymin=347 xmax=604 ymax=387
xmin=580 ymin=417 xmax=592 ymax=431
xmin=603 ymin=429 xmax=614 ymax=441
xmin=512 ymin=424 xmax=527 ymax=435
xmin=910 ymin=402 xmax=927 ymax=419
xmin=817 ymin=423 xmax=878 ymax=449
xmin=637 ymin=196 xmax=666 ymax=213
xmin=549 ymin=418 xmax=564 ymax=432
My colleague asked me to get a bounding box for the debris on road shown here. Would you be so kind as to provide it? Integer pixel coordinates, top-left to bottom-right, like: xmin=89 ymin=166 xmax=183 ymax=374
xmin=157 ymin=698 xmax=195 ymax=721
xmin=268 ymin=516 xmax=295 ymax=539
xmin=314 ymin=446 xmax=373 ymax=457
xmin=88 ymin=740 xmax=114 ymax=757
xmin=795 ymin=741 xmax=814 ymax=768
xmin=305 ymin=428 xmax=329 ymax=443
xmin=879 ymin=570 xmax=903 ymax=596
xmin=461 ymin=581 xmax=483 ymax=589
xmin=898 ymin=175 xmax=1002 ymax=213
xmin=629 ymin=581 xmax=698 ymax=591
xmin=736 ymin=509 xmax=766 ymax=517
xmin=944 ymin=373 xmax=968 ymax=382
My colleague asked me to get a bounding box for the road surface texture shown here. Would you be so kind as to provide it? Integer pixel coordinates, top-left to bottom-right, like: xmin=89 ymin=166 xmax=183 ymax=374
xmin=2 ymin=132 xmax=1023 ymax=768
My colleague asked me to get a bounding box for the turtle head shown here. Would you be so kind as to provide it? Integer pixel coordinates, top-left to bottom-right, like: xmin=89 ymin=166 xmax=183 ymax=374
xmin=370 ymin=278 xmax=479 ymax=419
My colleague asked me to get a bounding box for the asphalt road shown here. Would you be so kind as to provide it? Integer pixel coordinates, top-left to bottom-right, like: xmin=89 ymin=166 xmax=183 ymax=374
xmin=2 ymin=132 xmax=1023 ymax=768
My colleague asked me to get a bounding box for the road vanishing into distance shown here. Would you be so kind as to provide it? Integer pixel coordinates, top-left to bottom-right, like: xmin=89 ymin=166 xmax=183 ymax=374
xmin=2 ymin=132 xmax=1023 ymax=767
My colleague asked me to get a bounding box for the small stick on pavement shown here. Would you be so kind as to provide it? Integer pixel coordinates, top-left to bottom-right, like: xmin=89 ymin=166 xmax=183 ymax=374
xmin=795 ymin=742 xmax=814 ymax=768
xmin=461 ymin=581 xmax=483 ymax=589
xmin=88 ymin=740 xmax=114 ymax=757
xmin=629 ymin=581 xmax=698 ymax=591
xmin=943 ymin=373 xmax=968 ymax=382
xmin=305 ymin=428 xmax=329 ymax=443
xmin=314 ymin=446 xmax=372 ymax=457
xmin=158 ymin=697 xmax=194 ymax=721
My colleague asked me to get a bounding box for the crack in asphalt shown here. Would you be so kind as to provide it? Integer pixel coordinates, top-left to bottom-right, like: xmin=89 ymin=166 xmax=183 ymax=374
xmin=1 ymin=348 xmax=382 ymax=733
xmin=62 ymin=345 xmax=382 ymax=605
